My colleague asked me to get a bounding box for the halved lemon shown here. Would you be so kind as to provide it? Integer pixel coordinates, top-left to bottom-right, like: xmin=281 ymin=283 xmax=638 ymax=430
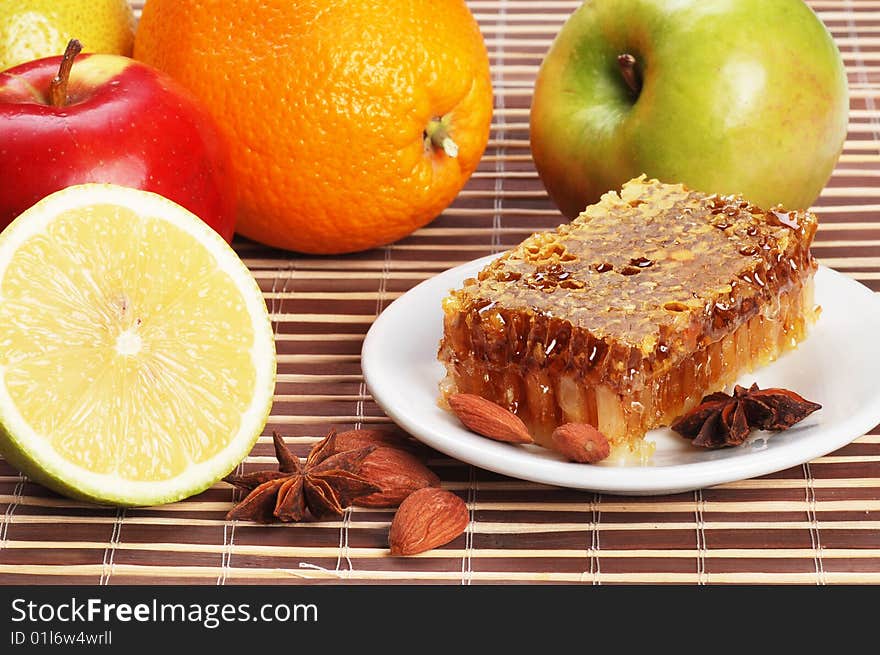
xmin=0 ymin=184 xmax=275 ymax=506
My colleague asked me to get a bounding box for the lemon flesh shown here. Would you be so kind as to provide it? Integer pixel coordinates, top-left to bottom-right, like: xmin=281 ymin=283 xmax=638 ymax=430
xmin=0 ymin=184 xmax=275 ymax=506
xmin=0 ymin=0 xmax=135 ymax=71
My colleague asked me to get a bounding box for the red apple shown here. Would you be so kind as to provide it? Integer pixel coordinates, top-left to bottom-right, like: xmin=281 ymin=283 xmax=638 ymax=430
xmin=0 ymin=40 xmax=236 ymax=240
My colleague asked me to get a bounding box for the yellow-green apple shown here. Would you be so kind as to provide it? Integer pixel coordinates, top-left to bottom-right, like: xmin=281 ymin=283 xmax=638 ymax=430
xmin=0 ymin=40 xmax=236 ymax=239
xmin=530 ymin=0 xmax=849 ymax=218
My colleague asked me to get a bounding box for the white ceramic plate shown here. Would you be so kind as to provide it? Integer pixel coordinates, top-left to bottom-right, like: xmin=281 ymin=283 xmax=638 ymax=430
xmin=362 ymin=255 xmax=880 ymax=495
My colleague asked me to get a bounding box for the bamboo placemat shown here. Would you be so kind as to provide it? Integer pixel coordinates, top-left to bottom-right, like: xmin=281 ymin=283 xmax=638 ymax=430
xmin=1 ymin=0 xmax=880 ymax=585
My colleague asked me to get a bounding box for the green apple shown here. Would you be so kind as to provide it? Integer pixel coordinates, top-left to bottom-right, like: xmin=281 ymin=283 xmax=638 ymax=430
xmin=530 ymin=0 xmax=849 ymax=218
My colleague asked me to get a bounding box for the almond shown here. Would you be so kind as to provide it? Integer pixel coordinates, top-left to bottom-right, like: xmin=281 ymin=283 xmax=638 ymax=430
xmin=354 ymin=447 xmax=440 ymax=508
xmin=447 ymin=393 xmax=533 ymax=444
xmin=550 ymin=423 xmax=611 ymax=463
xmin=389 ymin=487 xmax=469 ymax=556
xmin=333 ymin=428 xmax=425 ymax=458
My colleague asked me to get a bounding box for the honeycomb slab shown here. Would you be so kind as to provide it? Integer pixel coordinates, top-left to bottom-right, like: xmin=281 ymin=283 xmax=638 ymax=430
xmin=438 ymin=177 xmax=819 ymax=458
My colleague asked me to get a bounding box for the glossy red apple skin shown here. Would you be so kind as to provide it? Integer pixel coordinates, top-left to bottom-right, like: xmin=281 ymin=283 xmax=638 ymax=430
xmin=0 ymin=53 xmax=236 ymax=240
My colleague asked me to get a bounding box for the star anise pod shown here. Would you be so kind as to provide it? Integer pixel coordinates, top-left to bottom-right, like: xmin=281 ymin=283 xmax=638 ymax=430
xmin=670 ymin=383 xmax=821 ymax=449
xmin=224 ymin=431 xmax=381 ymax=523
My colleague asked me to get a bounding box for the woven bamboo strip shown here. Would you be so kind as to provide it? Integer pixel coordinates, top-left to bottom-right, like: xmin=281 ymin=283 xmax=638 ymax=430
xmin=3 ymin=564 xmax=880 ymax=584
xmin=248 ymin=255 xmax=880 ymax=272
xmin=470 ymin=168 xmax=535 ymax=177
xmin=265 ymin=416 xmax=391 ymax=425
xmin=821 ymin=186 xmax=880 ymax=196
xmin=273 ymin=395 xmax=369 ymax=402
xmin=464 ymin=163 xmax=880 ymax=176
xmin=474 ymin=520 xmax=880 ymax=533
xmin=126 ymin=1 xmax=880 ymax=22
xmin=8 ymin=514 xmax=880 ymax=533
xmin=432 ymin=207 xmax=880 ymax=219
xmin=795 ymin=256 xmax=880 ymax=267
xmin=697 ymin=476 xmax=880 ymax=489
xmin=406 ymin=223 xmax=880 ymax=236
xmin=466 ymin=164 xmax=880 ymax=177
xmin=264 ymin=291 xmax=405 ymax=301
xmin=470 ymin=29 xmax=880 ymax=46
xmin=810 ymin=1 xmax=880 ymax=6
xmin=431 ymin=205 xmax=880 ymax=217
xmin=477 ymin=34 xmax=880 ymax=49
xmin=487 ymin=107 xmax=880 ymax=120
xmin=247 ymin=241 xmax=880 ymax=256
xmin=261 ymin=426 xmax=872 ymax=442
xmin=133 ymin=467 xmax=880 ymax=490
xmin=461 ymin=1 xmax=880 ymax=9
xmin=720 ymin=476 xmax=880 ymax=489
xmin=234 ymin=216 xmax=879 ymax=239
xmin=268 ymin=451 xmax=880 ymax=465
xmin=818 ymin=223 xmax=880 ymax=230
xmin=387 ymin=243 xmax=513 ymax=251
xmin=245 ymin=447 xmax=876 ymax=466
xmin=5 ymin=541 xmax=880 ymax=562
xmin=811 ymin=204 xmax=880 ymax=213
xmin=5 ymin=474 xmax=880 ymax=491
xmin=479 ymin=50 xmax=880 ymax=67
xmin=245 ymin=259 xmax=464 ymax=270
xmin=6 ymin=495 xmax=880 ymax=514
xmin=275 ymin=354 xmax=360 ymax=363
xmin=838 ymin=155 xmax=880 ymax=163
xmin=250 ymin=271 xmax=434 ymax=281
xmin=409 ymin=226 xmax=541 ymax=235
xmin=475 ymin=28 xmax=880 ymax=42
xmin=844 ymin=126 xmax=880 ymax=135
xmin=422 ymin=500 xmax=880 ymax=512
xmin=474 ymin=139 xmax=880 ymax=152
xmin=275 ymin=374 xmax=364 ymax=383
xmin=268 ymin=313 xmax=376 ymax=323
xmin=469 ymin=9 xmax=880 ymax=22
xmin=272 ymin=333 xmax=367 ymax=342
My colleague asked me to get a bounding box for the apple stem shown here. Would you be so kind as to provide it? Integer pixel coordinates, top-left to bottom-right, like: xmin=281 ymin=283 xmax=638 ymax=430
xmin=49 ymin=39 xmax=83 ymax=108
xmin=425 ymin=117 xmax=459 ymax=158
xmin=617 ymin=53 xmax=642 ymax=97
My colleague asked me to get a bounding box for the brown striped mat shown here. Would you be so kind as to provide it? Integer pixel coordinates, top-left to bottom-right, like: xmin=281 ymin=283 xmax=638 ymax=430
xmin=1 ymin=0 xmax=880 ymax=586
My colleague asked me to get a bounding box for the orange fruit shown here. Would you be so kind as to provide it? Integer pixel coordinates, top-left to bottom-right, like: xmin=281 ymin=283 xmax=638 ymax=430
xmin=134 ymin=0 xmax=493 ymax=254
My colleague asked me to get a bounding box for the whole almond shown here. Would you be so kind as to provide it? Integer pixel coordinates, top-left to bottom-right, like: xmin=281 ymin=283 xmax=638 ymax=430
xmin=333 ymin=429 xmax=425 ymax=458
xmin=389 ymin=487 xmax=469 ymax=556
xmin=448 ymin=393 xmax=533 ymax=444
xmin=354 ymin=447 xmax=440 ymax=508
xmin=550 ymin=423 xmax=611 ymax=463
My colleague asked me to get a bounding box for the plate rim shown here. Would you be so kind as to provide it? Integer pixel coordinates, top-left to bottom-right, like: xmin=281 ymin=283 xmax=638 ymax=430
xmin=362 ymin=256 xmax=880 ymax=494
